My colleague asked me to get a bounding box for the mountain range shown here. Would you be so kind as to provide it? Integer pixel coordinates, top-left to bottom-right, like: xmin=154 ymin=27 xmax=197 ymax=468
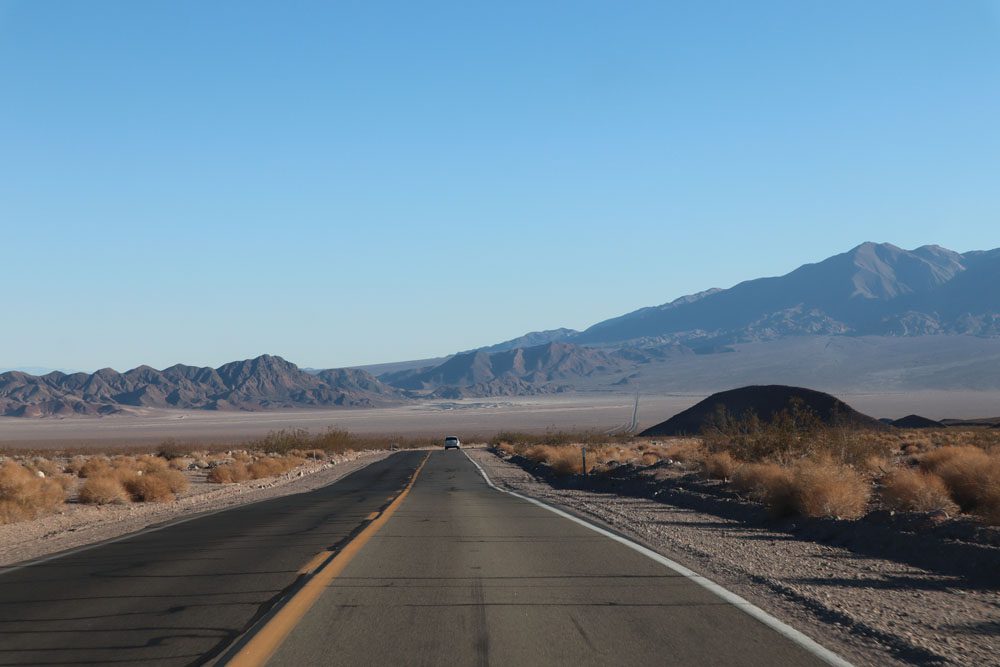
xmin=530 ymin=242 xmax=1000 ymax=346
xmin=0 ymin=356 xmax=402 ymax=417
xmin=4 ymin=242 xmax=1000 ymax=417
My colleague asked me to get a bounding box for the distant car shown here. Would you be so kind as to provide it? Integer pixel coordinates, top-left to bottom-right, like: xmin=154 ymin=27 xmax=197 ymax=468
xmin=444 ymin=436 xmax=461 ymax=450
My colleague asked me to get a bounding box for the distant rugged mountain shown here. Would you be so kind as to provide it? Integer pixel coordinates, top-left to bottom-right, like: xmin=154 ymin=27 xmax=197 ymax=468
xmin=315 ymin=368 xmax=401 ymax=396
xmin=381 ymin=342 xmax=624 ymax=395
xmin=0 ymin=355 xmax=402 ymax=417
xmin=463 ymin=328 xmax=580 ymax=354
xmin=575 ymin=243 xmax=1000 ymax=345
xmin=639 ymin=385 xmax=882 ymax=436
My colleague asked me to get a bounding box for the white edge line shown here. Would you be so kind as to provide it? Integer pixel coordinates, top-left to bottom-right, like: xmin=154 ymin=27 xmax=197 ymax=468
xmin=463 ymin=449 xmax=854 ymax=667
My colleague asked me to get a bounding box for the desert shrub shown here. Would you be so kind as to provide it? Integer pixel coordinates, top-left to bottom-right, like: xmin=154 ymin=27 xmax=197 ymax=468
xmin=27 ymin=458 xmax=64 ymax=478
xmin=702 ymin=400 xmax=824 ymax=462
xmin=640 ymin=452 xmax=661 ymax=467
xmin=662 ymin=440 xmax=704 ymax=464
xmin=78 ymin=475 xmax=129 ymax=505
xmin=168 ymin=457 xmax=193 ymax=470
xmin=249 ymin=455 xmax=305 ymax=479
xmin=0 ymin=460 xmax=66 ymax=523
xmin=702 ymin=452 xmax=737 ymax=480
xmin=880 ymin=468 xmax=957 ymax=513
xmin=122 ymin=474 xmax=174 ymax=502
xmin=248 ymin=457 xmax=281 ymax=478
xmin=702 ymin=400 xmax=892 ymax=467
xmin=65 ymin=455 xmax=88 ymax=475
xmin=920 ymin=446 xmax=985 ymax=475
xmin=920 ymin=446 xmax=1000 ymax=523
xmin=492 ymin=430 xmax=612 ymax=449
xmin=495 ymin=442 xmax=517 ymax=457
xmin=156 ymin=439 xmax=193 ymax=460
xmin=523 ymin=445 xmax=583 ymax=475
xmin=153 ymin=469 xmax=189 ymax=495
xmin=814 ymin=428 xmax=895 ymax=469
xmin=289 ymin=448 xmax=326 ymax=461
xmin=207 ymin=462 xmax=251 ymax=484
xmin=136 ymin=455 xmax=169 ymax=474
xmin=730 ymin=463 xmax=797 ymax=515
xmin=792 ymin=460 xmax=871 ymax=519
xmin=249 ymin=428 xmax=314 ymax=454
xmin=78 ymin=457 xmax=113 ymax=478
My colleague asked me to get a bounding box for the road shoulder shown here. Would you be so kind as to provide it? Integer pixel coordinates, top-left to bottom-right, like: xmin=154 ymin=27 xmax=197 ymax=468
xmin=466 ymin=448 xmax=999 ymax=667
xmin=0 ymin=450 xmax=393 ymax=568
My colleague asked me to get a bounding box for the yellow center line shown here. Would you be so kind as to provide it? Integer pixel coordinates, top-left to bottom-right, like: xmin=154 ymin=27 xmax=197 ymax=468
xmin=296 ymin=551 xmax=332 ymax=576
xmin=225 ymin=452 xmax=430 ymax=667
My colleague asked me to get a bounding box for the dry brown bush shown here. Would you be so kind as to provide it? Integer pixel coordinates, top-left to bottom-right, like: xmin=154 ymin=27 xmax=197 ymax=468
xmin=523 ymin=445 xmax=583 ymax=475
xmin=662 ymin=440 xmax=704 ymax=464
xmin=78 ymin=475 xmax=129 ymax=505
xmin=919 ymin=445 xmax=985 ymax=474
xmin=702 ymin=452 xmax=737 ymax=480
xmin=122 ymin=474 xmax=174 ymax=502
xmin=154 ymin=469 xmax=189 ymax=495
xmin=247 ymin=458 xmax=280 ymax=478
xmin=730 ymin=462 xmax=797 ymax=515
xmin=27 ymin=458 xmax=64 ymax=478
xmin=640 ymin=452 xmax=661 ymax=467
xmin=110 ymin=456 xmax=138 ymax=471
xmin=168 ymin=457 xmax=193 ymax=470
xmin=0 ymin=460 xmax=66 ymax=524
xmin=792 ymin=461 xmax=871 ymax=519
xmin=78 ymin=457 xmax=113 ymax=478
xmin=136 ymin=455 xmax=169 ymax=474
xmin=728 ymin=461 xmax=868 ymax=518
xmin=64 ymin=455 xmax=88 ymax=475
xmin=207 ymin=462 xmax=251 ymax=484
xmin=920 ymin=446 xmax=1000 ymax=523
xmin=880 ymin=468 xmax=957 ymax=513
xmin=495 ymin=442 xmax=517 ymax=457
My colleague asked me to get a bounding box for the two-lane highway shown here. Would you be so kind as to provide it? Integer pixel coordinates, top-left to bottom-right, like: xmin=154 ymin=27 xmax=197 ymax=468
xmin=0 ymin=450 xmax=839 ymax=666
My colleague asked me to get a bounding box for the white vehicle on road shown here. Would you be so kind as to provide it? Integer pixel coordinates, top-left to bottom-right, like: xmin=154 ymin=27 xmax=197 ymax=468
xmin=443 ymin=436 xmax=461 ymax=450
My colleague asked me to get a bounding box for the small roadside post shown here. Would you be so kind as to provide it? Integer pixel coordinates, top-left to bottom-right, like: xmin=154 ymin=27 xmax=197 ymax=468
xmin=581 ymin=445 xmax=587 ymax=478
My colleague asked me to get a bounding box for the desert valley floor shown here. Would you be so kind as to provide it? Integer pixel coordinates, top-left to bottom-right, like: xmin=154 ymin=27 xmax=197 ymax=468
xmin=1 ymin=390 xmax=999 ymax=448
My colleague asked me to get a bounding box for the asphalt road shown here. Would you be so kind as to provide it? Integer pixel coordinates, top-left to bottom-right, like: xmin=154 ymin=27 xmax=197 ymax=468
xmin=265 ymin=451 xmax=829 ymax=666
xmin=0 ymin=451 xmax=834 ymax=666
xmin=0 ymin=451 xmax=426 ymax=666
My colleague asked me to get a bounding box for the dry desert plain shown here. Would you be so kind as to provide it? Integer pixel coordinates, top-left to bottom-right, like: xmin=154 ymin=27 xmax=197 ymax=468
xmin=1 ymin=390 xmax=999 ymax=449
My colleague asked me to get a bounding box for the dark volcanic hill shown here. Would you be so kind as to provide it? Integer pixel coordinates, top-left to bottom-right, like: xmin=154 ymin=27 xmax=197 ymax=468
xmin=891 ymin=414 xmax=945 ymax=429
xmin=639 ymin=385 xmax=882 ymax=436
xmin=0 ymin=355 xmax=403 ymax=417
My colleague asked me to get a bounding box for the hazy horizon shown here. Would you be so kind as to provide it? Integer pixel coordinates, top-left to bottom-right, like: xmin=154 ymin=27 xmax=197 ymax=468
xmin=3 ymin=1 xmax=1000 ymax=371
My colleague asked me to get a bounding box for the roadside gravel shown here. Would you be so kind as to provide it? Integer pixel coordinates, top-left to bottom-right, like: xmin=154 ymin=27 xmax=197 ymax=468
xmin=0 ymin=450 xmax=393 ymax=568
xmin=467 ymin=448 xmax=1000 ymax=667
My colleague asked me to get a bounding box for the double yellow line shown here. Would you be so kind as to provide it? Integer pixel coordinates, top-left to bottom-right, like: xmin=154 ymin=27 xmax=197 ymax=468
xmin=226 ymin=452 xmax=430 ymax=666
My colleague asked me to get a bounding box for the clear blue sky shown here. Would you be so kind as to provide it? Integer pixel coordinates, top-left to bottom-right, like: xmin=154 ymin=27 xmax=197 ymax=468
xmin=2 ymin=1 xmax=999 ymax=372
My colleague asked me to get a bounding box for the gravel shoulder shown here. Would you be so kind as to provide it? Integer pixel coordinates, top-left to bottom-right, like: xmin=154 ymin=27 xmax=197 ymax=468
xmin=467 ymin=449 xmax=1000 ymax=667
xmin=0 ymin=450 xmax=394 ymax=568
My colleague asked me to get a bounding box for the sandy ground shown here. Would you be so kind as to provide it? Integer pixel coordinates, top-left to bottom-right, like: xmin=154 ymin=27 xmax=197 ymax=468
xmin=2 ymin=391 xmax=998 ymax=449
xmin=0 ymin=450 xmax=394 ymax=568
xmin=467 ymin=449 xmax=1000 ymax=667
